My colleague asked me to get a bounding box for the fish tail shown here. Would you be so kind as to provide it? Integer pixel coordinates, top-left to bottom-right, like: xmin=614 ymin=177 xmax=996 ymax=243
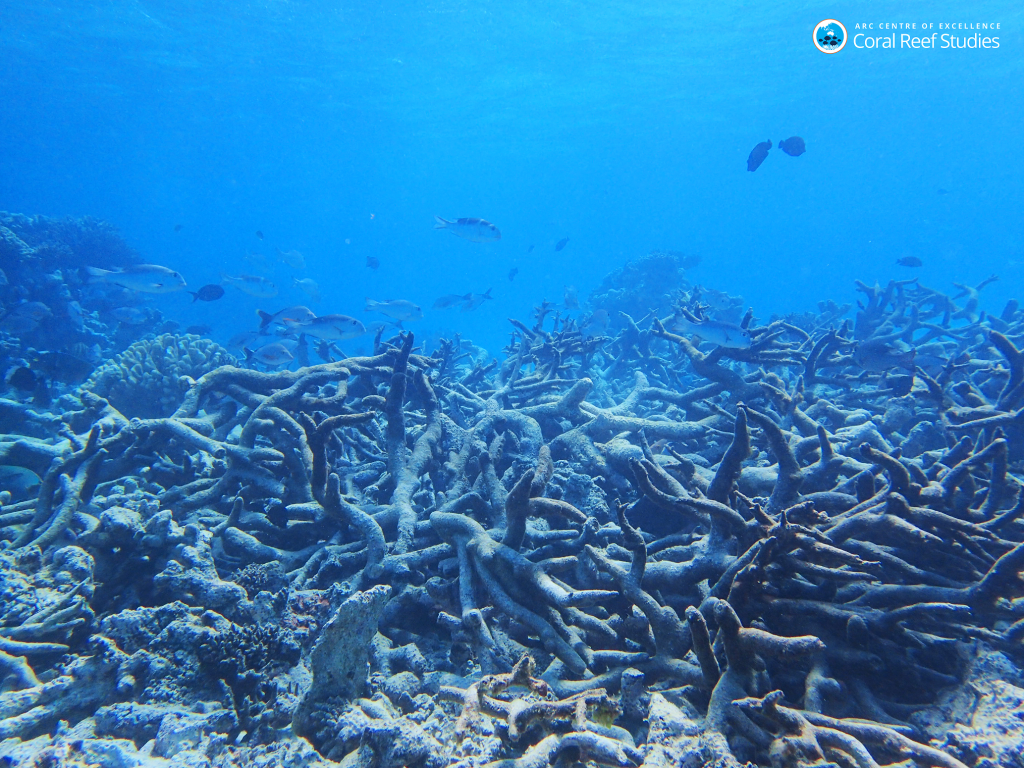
xmin=257 ymin=310 xmax=273 ymax=329
xmin=189 ymin=292 xmax=199 ymax=302
xmin=433 ymin=215 xmax=449 ymax=229
xmin=85 ymin=266 xmax=111 ymax=283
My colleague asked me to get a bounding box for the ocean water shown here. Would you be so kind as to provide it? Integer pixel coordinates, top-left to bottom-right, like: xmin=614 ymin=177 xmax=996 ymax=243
xmin=4 ymin=4 xmax=1024 ymax=766
xmin=2 ymin=1 xmax=1020 ymax=353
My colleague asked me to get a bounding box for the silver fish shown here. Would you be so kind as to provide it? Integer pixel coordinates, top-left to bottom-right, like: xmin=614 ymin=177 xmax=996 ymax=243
xmin=110 ymin=307 xmax=149 ymax=325
xmin=301 ymin=314 xmax=366 ymax=341
xmin=245 ymin=341 xmax=295 ymax=366
xmin=277 ymin=248 xmax=306 ymax=270
xmin=365 ymin=298 xmax=423 ymax=322
xmin=223 ymin=274 xmax=278 ymax=298
xmin=258 ymin=305 xmax=316 ymax=331
xmin=672 ymin=315 xmax=751 ymax=349
xmin=433 ymin=293 xmax=471 ymax=310
xmin=564 ymin=285 xmax=579 ymax=310
xmin=293 ymin=277 xmax=321 ymax=302
xmin=461 ymin=289 xmax=493 ymax=312
xmin=87 ymin=264 xmax=187 ymax=294
xmin=433 ymin=216 xmax=501 ymax=243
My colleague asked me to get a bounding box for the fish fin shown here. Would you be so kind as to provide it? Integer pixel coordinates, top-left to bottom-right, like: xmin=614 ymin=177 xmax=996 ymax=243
xmin=433 ymin=216 xmax=449 ymax=229
xmin=189 ymin=292 xmax=199 ymax=302
xmin=484 ymin=288 xmax=492 ymax=298
xmin=257 ymin=310 xmax=273 ymax=329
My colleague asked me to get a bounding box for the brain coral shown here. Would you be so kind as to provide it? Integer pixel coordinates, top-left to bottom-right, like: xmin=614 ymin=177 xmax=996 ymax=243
xmin=81 ymin=333 xmax=236 ymax=418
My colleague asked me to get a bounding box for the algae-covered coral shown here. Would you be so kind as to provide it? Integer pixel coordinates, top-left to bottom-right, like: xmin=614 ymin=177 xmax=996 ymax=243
xmin=1 ymin=259 xmax=1023 ymax=768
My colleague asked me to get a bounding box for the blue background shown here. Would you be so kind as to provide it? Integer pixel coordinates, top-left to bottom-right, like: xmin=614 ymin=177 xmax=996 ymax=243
xmin=1 ymin=1 xmax=1021 ymax=353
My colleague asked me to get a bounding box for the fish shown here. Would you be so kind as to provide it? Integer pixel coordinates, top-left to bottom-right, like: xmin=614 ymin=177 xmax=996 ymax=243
xmin=508 ymin=267 xmax=519 ymax=282
xmin=747 ymin=139 xmax=772 ymax=172
xmin=0 ymin=268 xmax=7 ymax=286
xmin=256 ymin=230 xmax=264 ymax=240
xmin=779 ymin=136 xmax=806 ymax=157
xmin=110 ymin=307 xmax=149 ymax=325
xmin=555 ymin=237 xmax=570 ymax=252
xmin=366 ymin=256 xmax=380 ymax=270
xmin=189 ymin=284 xmax=226 ymax=302
xmin=257 ymin=305 xmax=317 ymax=331
xmin=174 ymin=224 xmax=183 ymax=232
xmin=853 ymin=340 xmax=916 ymax=372
xmin=365 ymin=298 xmax=423 ymax=322
xmin=0 ymin=465 xmax=41 ymax=499
xmin=227 ymin=331 xmax=261 ymax=350
xmin=672 ymin=313 xmax=752 ymax=349
xmin=293 ymin=278 xmax=322 ymax=303
xmin=699 ymin=287 xmax=741 ymax=312
xmin=581 ymin=309 xmax=610 ymax=336
xmin=277 ymin=248 xmax=306 ymax=270
xmin=461 ymin=289 xmax=493 ymax=312
xmin=301 ymin=314 xmax=366 ymax=341
xmin=86 ymin=264 xmax=187 ymax=293
xmin=527 ymin=245 xmax=535 ymax=253
xmin=29 ymin=350 xmax=94 ymax=382
xmin=245 ymin=342 xmax=295 ymax=366
xmin=433 ymin=216 xmax=501 ymax=243
xmin=433 ymin=293 xmax=471 ymax=310
xmin=222 ymin=274 xmax=278 ymax=298
xmin=897 ymin=257 xmax=923 ymax=268
xmin=186 ymin=324 xmax=213 ymax=335
xmin=6 ymin=366 xmax=37 ymax=391
xmin=564 ymin=285 xmax=579 ymax=309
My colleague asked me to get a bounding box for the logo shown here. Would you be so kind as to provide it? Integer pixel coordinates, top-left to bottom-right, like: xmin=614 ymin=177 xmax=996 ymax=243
xmin=814 ymin=19 xmax=848 ymax=53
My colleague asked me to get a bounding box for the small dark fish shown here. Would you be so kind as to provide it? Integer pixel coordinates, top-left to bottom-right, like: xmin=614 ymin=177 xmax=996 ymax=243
xmin=174 ymin=223 xmax=183 ymax=232
xmin=778 ymin=136 xmax=806 ymax=157
xmin=937 ymin=188 xmax=948 ymax=195
xmin=897 ymin=257 xmax=923 ymax=268
xmin=747 ymin=140 xmax=772 ymax=172
xmin=256 ymin=230 xmax=264 ymax=240
xmin=366 ymin=256 xmax=380 ymax=270
xmin=527 ymin=245 xmax=535 ymax=253
xmin=508 ymin=267 xmax=519 ymax=282
xmin=6 ymin=367 xmax=37 ymax=392
xmin=29 ymin=351 xmax=94 ymax=383
xmin=555 ymin=237 xmax=570 ymax=252
xmin=189 ymin=284 xmax=226 ymax=302
xmin=186 ymin=324 xmax=213 ymax=335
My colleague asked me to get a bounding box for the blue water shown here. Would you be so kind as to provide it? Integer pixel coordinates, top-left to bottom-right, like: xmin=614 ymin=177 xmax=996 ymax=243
xmin=1 ymin=1 xmax=1021 ymax=354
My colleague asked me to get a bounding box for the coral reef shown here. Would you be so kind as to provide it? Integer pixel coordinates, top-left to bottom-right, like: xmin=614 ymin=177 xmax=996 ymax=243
xmin=81 ymin=334 xmax=237 ymax=418
xmin=588 ymin=250 xmax=698 ymax=329
xmin=1 ymin=258 xmax=1024 ymax=768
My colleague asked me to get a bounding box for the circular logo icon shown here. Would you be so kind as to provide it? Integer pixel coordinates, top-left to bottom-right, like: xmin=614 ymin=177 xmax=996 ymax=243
xmin=814 ymin=19 xmax=847 ymax=53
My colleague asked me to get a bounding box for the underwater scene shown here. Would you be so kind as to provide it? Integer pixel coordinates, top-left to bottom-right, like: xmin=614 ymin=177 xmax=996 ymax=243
xmin=1 ymin=1 xmax=1023 ymax=766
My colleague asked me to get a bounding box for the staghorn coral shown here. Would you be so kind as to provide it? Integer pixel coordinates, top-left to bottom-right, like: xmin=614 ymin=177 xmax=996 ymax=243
xmin=81 ymin=333 xmax=236 ymax=418
xmin=1 ymin=263 xmax=1023 ymax=768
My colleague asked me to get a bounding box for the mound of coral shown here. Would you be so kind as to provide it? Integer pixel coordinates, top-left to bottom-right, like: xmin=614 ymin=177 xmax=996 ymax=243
xmin=81 ymin=334 xmax=237 ymax=418
xmin=0 ymin=261 xmax=1023 ymax=768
